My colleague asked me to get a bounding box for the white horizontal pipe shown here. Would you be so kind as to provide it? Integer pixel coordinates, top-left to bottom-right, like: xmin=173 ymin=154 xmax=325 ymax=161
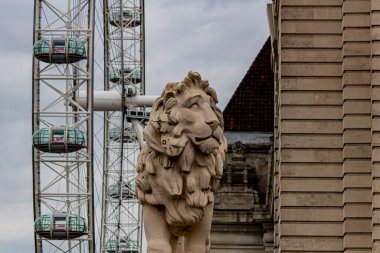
xmin=77 ymin=91 xmax=158 ymax=111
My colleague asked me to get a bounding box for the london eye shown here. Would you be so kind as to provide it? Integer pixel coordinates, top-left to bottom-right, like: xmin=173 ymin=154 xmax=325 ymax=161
xmin=32 ymin=0 xmax=147 ymax=252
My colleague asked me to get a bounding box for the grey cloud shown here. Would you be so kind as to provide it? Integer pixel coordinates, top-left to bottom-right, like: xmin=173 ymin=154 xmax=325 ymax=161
xmin=144 ymin=0 xmax=269 ymax=109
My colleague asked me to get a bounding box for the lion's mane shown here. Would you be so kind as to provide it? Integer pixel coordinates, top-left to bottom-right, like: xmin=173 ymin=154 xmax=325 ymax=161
xmin=136 ymin=71 xmax=227 ymax=236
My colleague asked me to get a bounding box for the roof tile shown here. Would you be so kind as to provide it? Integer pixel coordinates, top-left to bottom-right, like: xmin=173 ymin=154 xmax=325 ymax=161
xmin=223 ymin=38 xmax=274 ymax=132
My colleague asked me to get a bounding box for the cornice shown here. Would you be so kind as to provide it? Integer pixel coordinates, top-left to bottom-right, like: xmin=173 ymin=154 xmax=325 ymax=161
xmin=211 ymin=224 xmax=263 ymax=233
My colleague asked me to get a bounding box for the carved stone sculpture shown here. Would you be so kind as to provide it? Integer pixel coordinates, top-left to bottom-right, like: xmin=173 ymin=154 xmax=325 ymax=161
xmin=136 ymin=71 xmax=227 ymax=253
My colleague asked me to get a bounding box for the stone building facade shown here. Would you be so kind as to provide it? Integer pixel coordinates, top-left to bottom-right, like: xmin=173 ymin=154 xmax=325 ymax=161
xmin=267 ymin=0 xmax=380 ymax=252
xmin=211 ymin=132 xmax=274 ymax=253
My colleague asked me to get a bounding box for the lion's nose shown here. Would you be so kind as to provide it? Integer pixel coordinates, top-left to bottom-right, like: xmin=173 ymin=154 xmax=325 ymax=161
xmin=206 ymin=119 xmax=219 ymax=131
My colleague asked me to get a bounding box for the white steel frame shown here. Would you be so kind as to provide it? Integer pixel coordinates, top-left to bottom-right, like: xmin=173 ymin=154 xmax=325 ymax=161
xmin=32 ymin=1 xmax=95 ymax=253
xmin=100 ymin=0 xmax=144 ymax=253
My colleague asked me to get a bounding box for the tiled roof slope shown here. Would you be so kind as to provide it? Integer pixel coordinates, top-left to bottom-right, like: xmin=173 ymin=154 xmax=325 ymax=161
xmin=223 ymin=38 xmax=274 ymax=132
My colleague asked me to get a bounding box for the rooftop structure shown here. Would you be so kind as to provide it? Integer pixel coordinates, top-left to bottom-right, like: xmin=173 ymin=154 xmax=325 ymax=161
xmin=223 ymin=38 xmax=274 ymax=133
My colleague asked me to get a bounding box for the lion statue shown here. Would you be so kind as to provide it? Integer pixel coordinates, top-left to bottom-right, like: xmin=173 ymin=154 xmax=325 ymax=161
xmin=136 ymin=71 xmax=227 ymax=253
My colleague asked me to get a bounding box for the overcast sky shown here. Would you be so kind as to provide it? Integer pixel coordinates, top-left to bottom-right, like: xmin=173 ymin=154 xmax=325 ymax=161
xmin=0 ymin=0 xmax=269 ymax=252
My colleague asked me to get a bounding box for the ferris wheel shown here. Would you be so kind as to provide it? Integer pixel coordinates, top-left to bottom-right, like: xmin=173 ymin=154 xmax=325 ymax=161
xmin=32 ymin=0 xmax=148 ymax=252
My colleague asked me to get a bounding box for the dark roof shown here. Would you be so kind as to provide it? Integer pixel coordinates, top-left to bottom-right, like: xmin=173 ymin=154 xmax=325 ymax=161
xmin=223 ymin=38 xmax=274 ymax=132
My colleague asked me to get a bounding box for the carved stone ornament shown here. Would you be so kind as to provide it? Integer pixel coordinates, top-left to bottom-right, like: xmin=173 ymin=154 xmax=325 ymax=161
xmin=231 ymin=141 xmax=246 ymax=162
xmin=136 ymin=71 xmax=227 ymax=252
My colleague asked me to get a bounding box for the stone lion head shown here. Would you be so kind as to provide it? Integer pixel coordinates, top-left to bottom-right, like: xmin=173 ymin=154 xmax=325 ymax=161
xmin=136 ymin=71 xmax=227 ymax=235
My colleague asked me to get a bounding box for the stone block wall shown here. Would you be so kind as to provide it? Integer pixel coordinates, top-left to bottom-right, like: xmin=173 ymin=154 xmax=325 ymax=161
xmin=268 ymin=0 xmax=380 ymax=251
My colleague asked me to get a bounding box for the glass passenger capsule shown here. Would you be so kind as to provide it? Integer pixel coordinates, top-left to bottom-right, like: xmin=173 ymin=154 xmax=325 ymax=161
xmin=109 ymin=10 xmax=141 ymax=27
xmin=33 ymin=37 xmax=87 ymax=63
xmin=125 ymin=110 xmax=150 ymax=121
xmin=109 ymin=127 xmax=137 ymax=143
xmin=108 ymin=181 xmax=136 ymax=200
xmin=33 ymin=127 xmax=86 ymax=153
xmin=110 ymin=68 xmax=141 ymax=84
xmin=106 ymin=237 xmax=138 ymax=253
xmin=34 ymin=212 xmax=87 ymax=240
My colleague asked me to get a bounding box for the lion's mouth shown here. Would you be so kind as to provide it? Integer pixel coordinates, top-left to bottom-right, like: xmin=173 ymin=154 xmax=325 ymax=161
xmin=195 ymin=136 xmax=211 ymax=142
xmin=192 ymin=135 xmax=220 ymax=154
xmin=194 ymin=128 xmax=222 ymax=144
xmin=195 ymin=134 xmax=221 ymax=144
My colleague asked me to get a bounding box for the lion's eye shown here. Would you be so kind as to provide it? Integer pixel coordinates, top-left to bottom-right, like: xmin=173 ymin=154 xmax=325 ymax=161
xmin=190 ymin=104 xmax=199 ymax=110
